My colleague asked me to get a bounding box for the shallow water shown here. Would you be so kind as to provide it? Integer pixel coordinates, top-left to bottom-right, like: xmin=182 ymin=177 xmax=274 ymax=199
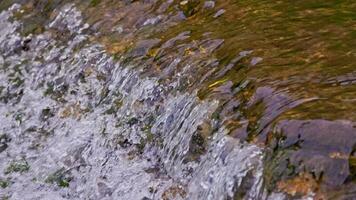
xmin=0 ymin=1 xmax=355 ymax=199
xmin=0 ymin=3 xmax=267 ymax=200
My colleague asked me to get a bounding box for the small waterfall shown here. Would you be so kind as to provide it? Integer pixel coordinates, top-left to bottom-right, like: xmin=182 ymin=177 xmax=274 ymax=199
xmin=151 ymin=93 xmax=219 ymax=179
xmin=188 ymin=129 xmax=264 ymax=200
xmin=0 ymin=3 xmax=271 ymax=200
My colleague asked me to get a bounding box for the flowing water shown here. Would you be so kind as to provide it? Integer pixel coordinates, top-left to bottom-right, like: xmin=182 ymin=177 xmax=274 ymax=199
xmin=0 ymin=3 xmax=267 ymax=200
xmin=0 ymin=1 xmax=355 ymax=200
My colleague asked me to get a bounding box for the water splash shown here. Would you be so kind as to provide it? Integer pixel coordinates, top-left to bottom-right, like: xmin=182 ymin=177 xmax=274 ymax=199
xmin=0 ymin=3 xmax=269 ymax=200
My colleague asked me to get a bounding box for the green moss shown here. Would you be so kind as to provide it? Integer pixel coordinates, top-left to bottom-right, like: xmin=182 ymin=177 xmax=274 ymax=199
xmin=0 ymin=179 xmax=9 ymax=188
xmin=44 ymin=83 xmax=54 ymax=96
xmin=137 ymin=129 xmax=155 ymax=153
xmin=244 ymin=101 xmax=265 ymax=142
xmin=4 ymin=159 xmax=30 ymax=174
xmin=43 ymin=82 xmax=68 ymax=102
xmin=90 ymin=0 xmax=101 ymax=7
xmin=127 ymin=117 xmax=139 ymax=126
xmin=10 ymin=77 xmax=24 ymax=88
xmin=40 ymin=108 xmax=54 ymax=120
xmin=45 ymin=168 xmax=72 ymax=188
xmin=104 ymin=98 xmax=123 ymax=115
xmin=0 ymin=0 xmax=15 ymax=12
xmin=179 ymin=0 xmax=201 ymax=17
xmin=263 ymin=131 xmax=304 ymax=193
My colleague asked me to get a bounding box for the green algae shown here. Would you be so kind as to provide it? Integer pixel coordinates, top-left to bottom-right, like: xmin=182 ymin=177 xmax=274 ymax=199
xmin=179 ymin=0 xmax=201 ymax=17
xmin=45 ymin=168 xmax=72 ymax=188
xmin=263 ymin=130 xmax=303 ymax=193
xmin=4 ymin=159 xmax=30 ymax=174
xmin=0 ymin=0 xmax=17 ymax=12
xmin=89 ymin=0 xmax=101 ymax=7
xmin=0 ymin=179 xmax=9 ymax=189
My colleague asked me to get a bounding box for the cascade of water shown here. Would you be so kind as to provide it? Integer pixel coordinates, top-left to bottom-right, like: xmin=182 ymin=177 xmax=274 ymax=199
xmin=0 ymin=3 xmax=273 ymax=200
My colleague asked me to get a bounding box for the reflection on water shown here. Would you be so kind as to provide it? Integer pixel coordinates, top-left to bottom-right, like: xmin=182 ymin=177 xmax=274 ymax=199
xmin=0 ymin=0 xmax=356 ymax=199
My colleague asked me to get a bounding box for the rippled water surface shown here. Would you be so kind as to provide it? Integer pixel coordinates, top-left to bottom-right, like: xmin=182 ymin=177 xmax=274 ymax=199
xmin=0 ymin=1 xmax=355 ymax=200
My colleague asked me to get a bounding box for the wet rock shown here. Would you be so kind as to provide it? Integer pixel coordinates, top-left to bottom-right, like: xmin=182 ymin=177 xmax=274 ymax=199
xmin=267 ymin=119 xmax=356 ymax=189
xmin=276 ymin=173 xmax=318 ymax=197
xmin=185 ymin=131 xmax=206 ymax=162
xmin=229 ymin=124 xmax=249 ymax=141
